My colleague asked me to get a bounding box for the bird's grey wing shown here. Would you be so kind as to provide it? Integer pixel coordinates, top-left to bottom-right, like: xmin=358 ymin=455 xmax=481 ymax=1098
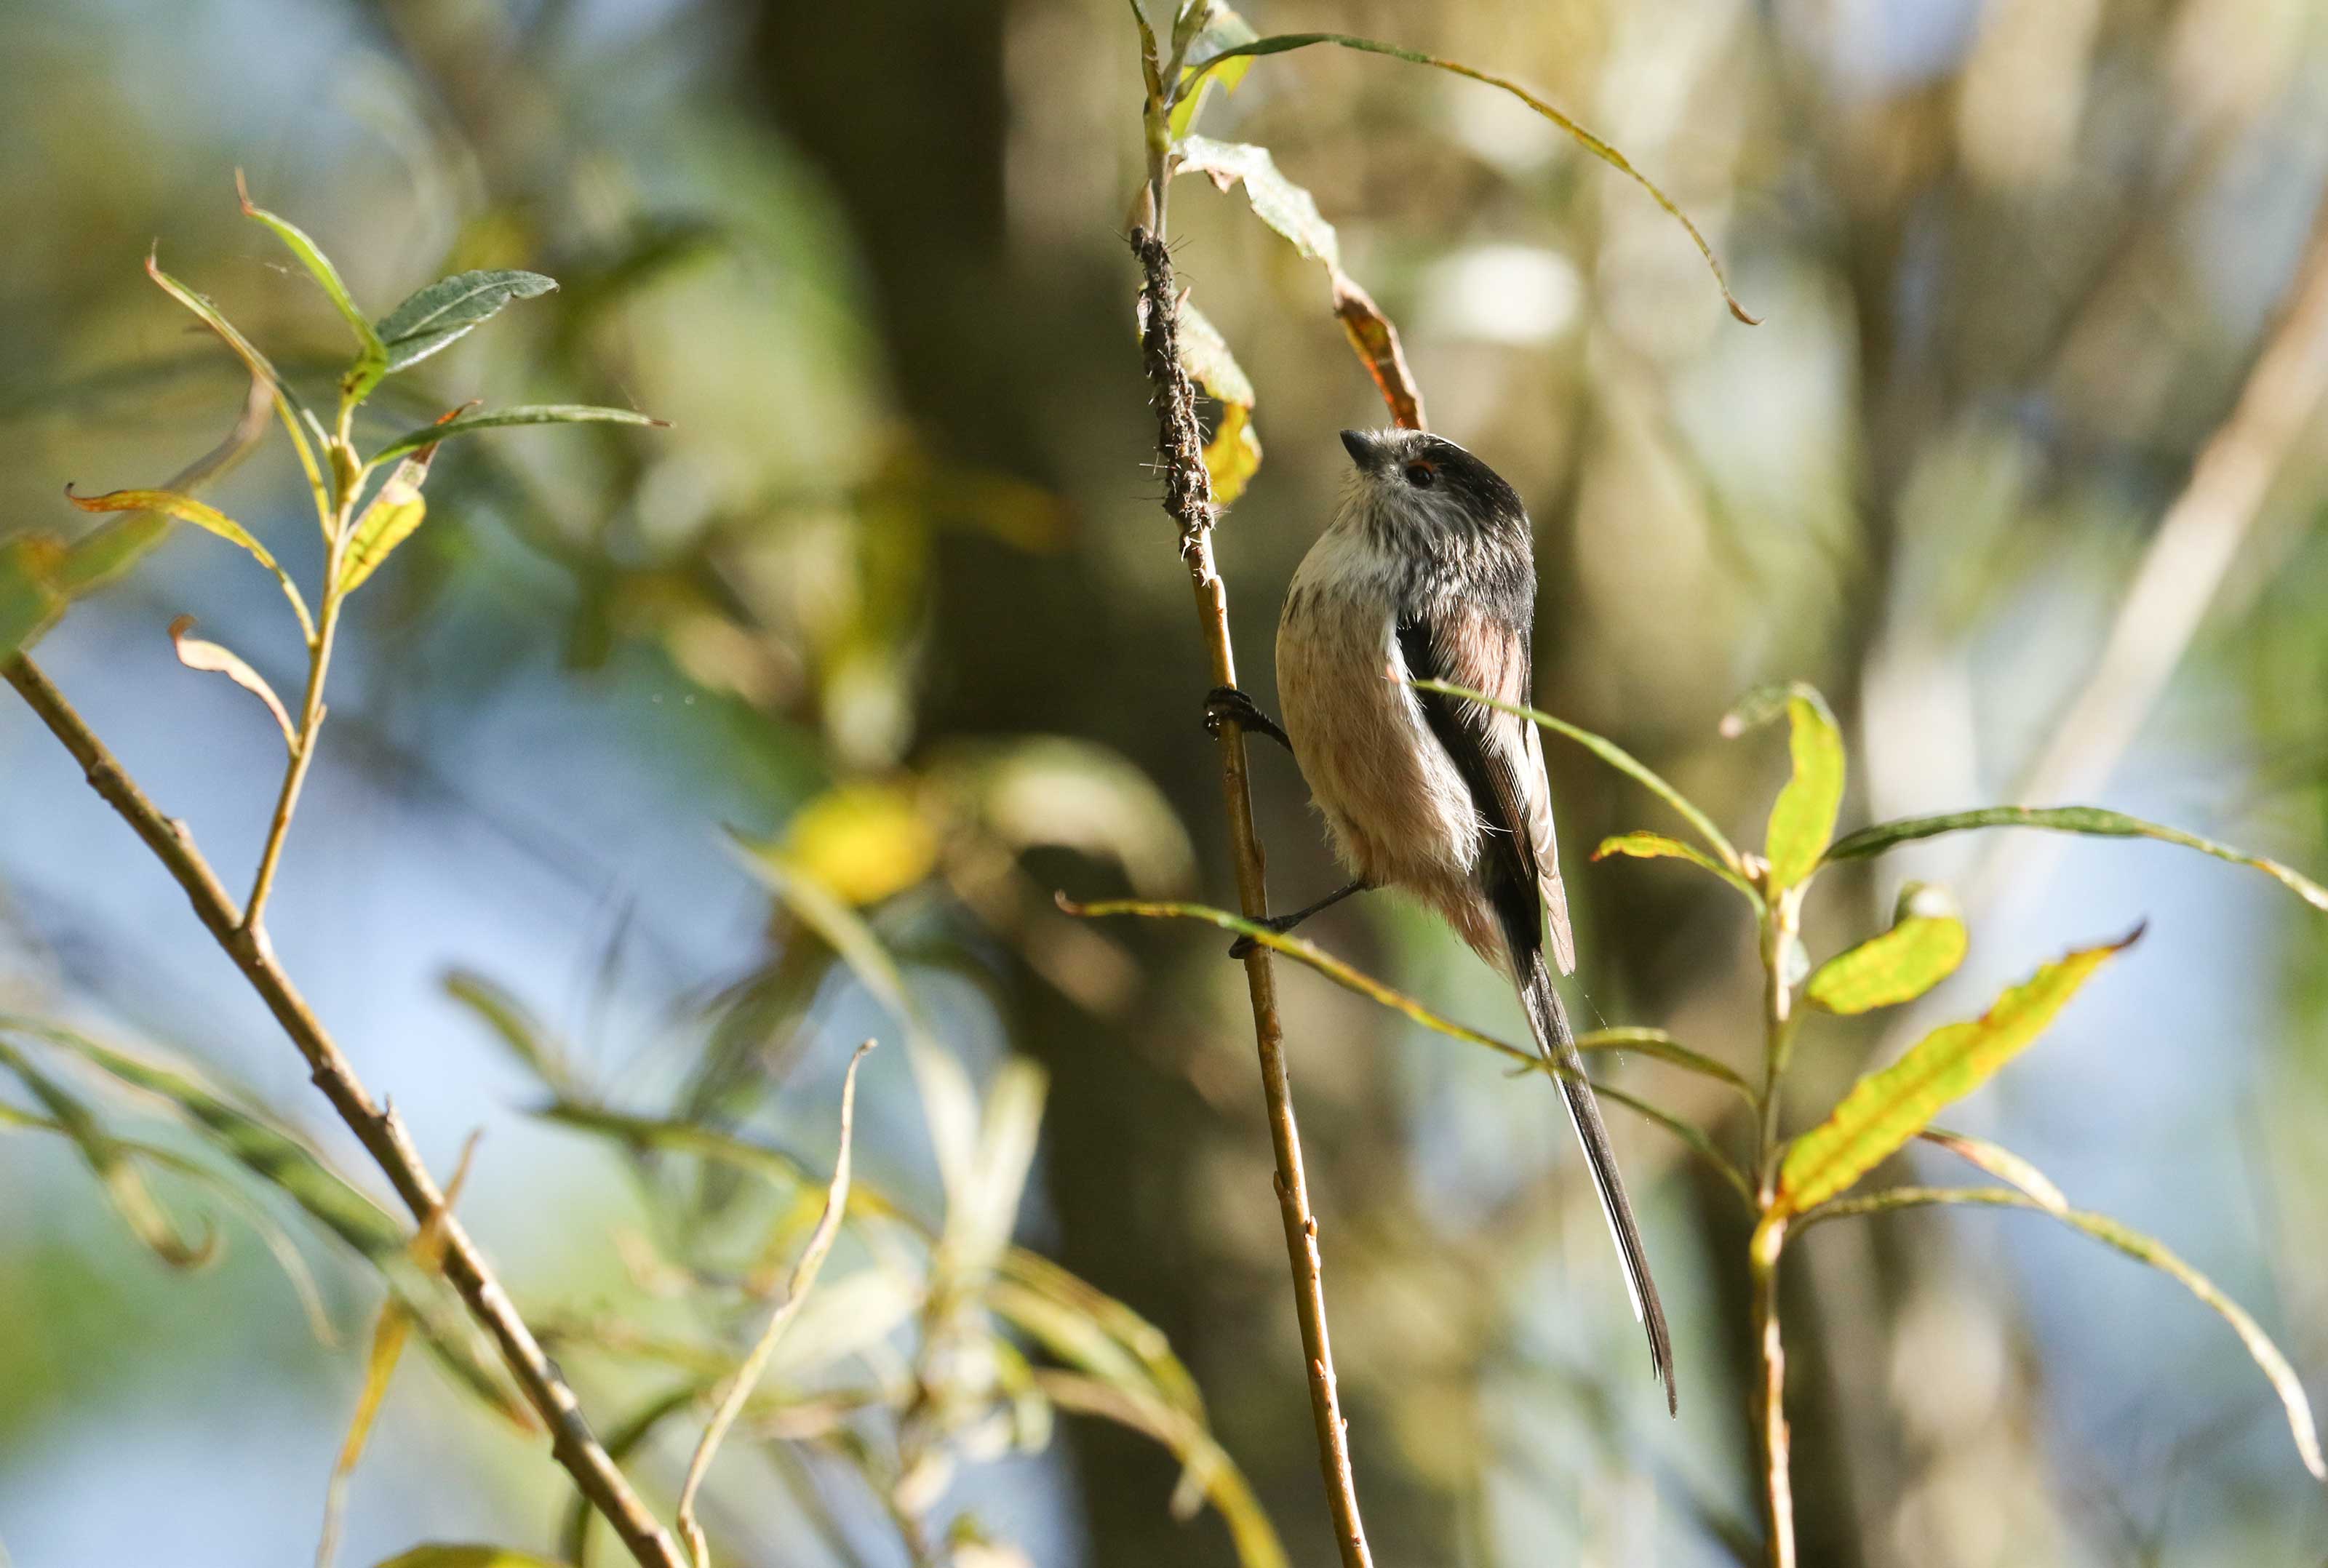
xmin=1395 ymin=607 xmax=1574 ymax=973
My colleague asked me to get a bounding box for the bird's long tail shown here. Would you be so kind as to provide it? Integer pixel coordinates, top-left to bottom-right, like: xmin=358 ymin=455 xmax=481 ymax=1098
xmin=1517 ymin=949 xmax=1677 ymax=1415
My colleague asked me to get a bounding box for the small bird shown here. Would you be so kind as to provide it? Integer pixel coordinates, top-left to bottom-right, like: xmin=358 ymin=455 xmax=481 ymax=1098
xmin=1206 ymin=425 xmax=1675 ymax=1412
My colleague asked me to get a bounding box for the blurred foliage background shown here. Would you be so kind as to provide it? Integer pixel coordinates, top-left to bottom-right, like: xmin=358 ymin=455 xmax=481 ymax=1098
xmin=5 ymin=0 xmax=2328 ymax=1564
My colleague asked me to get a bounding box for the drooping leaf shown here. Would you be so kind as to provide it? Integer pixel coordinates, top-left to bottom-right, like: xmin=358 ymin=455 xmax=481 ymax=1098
xmin=1331 ymin=275 xmax=1426 ymax=430
xmin=1916 ymin=1128 xmax=2066 ymax=1212
xmin=0 ymin=1038 xmax=215 ymax=1267
xmin=14 ymin=1024 xmax=533 ymax=1425
xmin=1776 ymin=928 xmax=2140 ymax=1215
xmin=369 ymin=404 xmax=665 ymax=465
xmin=1825 ymin=805 xmax=2328 ymax=913
xmin=732 ymin=835 xmax=978 ymax=1206
xmin=1574 ymin=1027 xmax=1756 ymax=1104
xmin=1806 ymin=887 xmax=1968 ymax=1014
xmin=1795 ymin=1186 xmax=2324 ymax=1481
xmin=1592 ymin=830 xmax=1758 ymax=900
xmin=1411 ymin=679 xmax=1745 ymax=876
xmin=167 ymin=616 xmax=295 ymax=755
xmin=146 ymin=252 xmax=334 ymax=531
xmin=1040 ymin=1371 xmax=1290 ymax=1568
xmin=1176 ymin=137 xmax=1341 ymax=268
xmin=1179 ymin=32 xmax=1757 ymax=324
xmin=1058 ymin=895 xmax=1755 ymax=1203
xmin=374 ymin=269 xmax=559 ymax=373
xmin=1723 ymin=683 xmax=1843 ymax=893
xmin=65 ymin=486 xmax=313 ymax=633
xmin=235 ymin=172 xmax=388 ymax=402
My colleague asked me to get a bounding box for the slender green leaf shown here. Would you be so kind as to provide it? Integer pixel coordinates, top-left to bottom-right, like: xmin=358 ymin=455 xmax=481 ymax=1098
xmin=1723 ymin=683 xmax=1843 ymax=892
xmin=732 ymin=833 xmax=978 ymax=1206
xmin=375 ymin=270 xmax=558 ymax=373
xmin=442 ymin=971 xmax=576 ymax=1098
xmin=1058 ymin=895 xmax=1755 ymax=1203
xmin=1180 ymin=32 xmax=1757 ymax=324
xmin=1411 ymin=679 xmax=1745 ymax=876
xmin=1806 ymin=908 xmax=1969 ymax=1015
xmin=146 ymin=252 xmax=334 ymax=533
xmin=370 ymin=404 xmax=665 ymax=465
xmin=0 ymin=1039 xmax=215 ymax=1266
xmin=1916 ymin=1128 xmax=2067 ymax=1212
xmin=66 ymin=486 xmax=313 ymax=633
xmin=1826 ymin=805 xmax=2328 ymax=913
xmin=1592 ymin=831 xmax=1758 ymax=901
xmin=1574 ymin=1027 xmax=1756 ymax=1105
xmin=235 ymin=172 xmax=387 ymax=402
xmin=1776 ymin=927 xmax=2140 ymax=1215
xmin=1040 ymin=1370 xmax=1289 ymax=1568
xmin=168 ymin=615 xmax=296 ymax=754
xmin=1795 ymin=1187 xmax=2324 ymax=1481
xmin=12 ymin=1023 xmax=533 ymax=1425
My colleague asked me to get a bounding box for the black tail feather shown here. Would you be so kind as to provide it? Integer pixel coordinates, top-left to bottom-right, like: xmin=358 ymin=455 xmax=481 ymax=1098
xmin=1517 ymin=948 xmax=1677 ymax=1415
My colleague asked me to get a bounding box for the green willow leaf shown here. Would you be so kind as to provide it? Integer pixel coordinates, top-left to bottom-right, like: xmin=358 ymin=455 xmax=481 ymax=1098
xmin=65 ymin=485 xmax=311 ymax=632
xmin=1409 ymin=679 xmax=1745 ymax=875
xmin=1806 ymin=906 xmax=1969 ymax=1015
xmin=1825 ymin=804 xmax=2328 ymax=913
xmin=11 ymin=1022 xmax=533 ymax=1425
xmin=0 ymin=535 xmax=69 ymax=660
xmin=1575 ymin=1027 xmax=1756 ymax=1105
xmin=1592 ymin=831 xmax=1758 ymax=900
xmin=1166 ymin=4 xmax=1257 ymax=138
xmin=0 ymin=1038 xmax=215 ymax=1267
xmin=1058 ymin=895 xmax=1755 ymax=1204
xmin=235 ymin=172 xmax=387 ymax=401
xmin=1916 ymin=1127 xmax=2067 ymax=1212
xmin=369 ymin=404 xmax=665 ymax=465
xmin=375 ymin=269 xmax=559 ymax=372
xmin=1179 ymin=32 xmax=1756 ymax=324
xmin=1724 ymin=682 xmax=1843 ymax=893
xmin=1775 ymin=927 xmax=2140 ymax=1215
xmin=1794 ymin=1187 xmax=2324 ymax=1481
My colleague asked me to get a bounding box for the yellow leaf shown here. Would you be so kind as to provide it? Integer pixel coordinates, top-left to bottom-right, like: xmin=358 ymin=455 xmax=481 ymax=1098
xmin=1805 ymin=911 xmax=1969 ymax=1014
xmin=781 ymin=783 xmax=938 ymax=906
xmin=1777 ymin=927 xmax=2140 ymax=1215
xmin=1203 ymin=401 xmax=1262 ymax=506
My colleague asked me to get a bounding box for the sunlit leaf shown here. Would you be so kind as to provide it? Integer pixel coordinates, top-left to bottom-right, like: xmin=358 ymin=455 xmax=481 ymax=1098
xmin=369 ymin=404 xmax=665 ymax=465
xmin=1202 ymin=401 xmax=1263 ymax=506
xmin=1169 ymin=300 xmax=1262 ymax=505
xmin=1723 ymin=683 xmax=1843 ymax=893
xmin=0 ymin=1038 xmax=215 ymax=1267
xmin=1795 ymin=1186 xmax=2324 ymax=1481
xmin=1179 ymin=32 xmax=1757 ymax=323
xmin=369 ymin=1548 xmax=567 ymax=1568
xmin=167 ymin=615 xmax=295 ymax=755
xmin=1826 ymin=804 xmax=2328 ymax=913
xmin=235 ymin=171 xmax=387 ymax=402
xmin=779 ymin=782 xmax=940 ymax=907
xmin=374 ymin=269 xmax=557 ymax=373
xmin=1806 ymin=887 xmax=1968 ymax=1014
xmin=1410 ymin=679 xmax=1745 ymax=876
xmin=1331 ymin=274 xmax=1426 ymax=431
xmin=1916 ymin=1128 xmax=2065 ymax=1212
xmin=66 ymin=486 xmax=314 ymax=633
xmin=1592 ymin=830 xmax=1757 ymax=900
xmin=338 ymin=460 xmax=430 ymax=595
xmin=1167 ymin=4 xmax=1257 ymax=138
xmin=1776 ymin=927 xmax=2140 ymax=1215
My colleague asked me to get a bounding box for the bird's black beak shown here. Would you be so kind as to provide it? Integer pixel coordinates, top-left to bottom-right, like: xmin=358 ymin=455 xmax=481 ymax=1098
xmin=1339 ymin=428 xmax=1382 ymax=471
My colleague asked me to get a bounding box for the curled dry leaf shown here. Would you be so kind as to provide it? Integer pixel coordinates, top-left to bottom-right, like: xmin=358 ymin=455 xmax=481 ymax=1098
xmin=168 ymin=616 xmax=296 ymax=754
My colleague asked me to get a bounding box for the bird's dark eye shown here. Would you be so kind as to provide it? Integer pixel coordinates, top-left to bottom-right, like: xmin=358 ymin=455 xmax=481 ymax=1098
xmin=1403 ymin=462 xmax=1437 ymax=489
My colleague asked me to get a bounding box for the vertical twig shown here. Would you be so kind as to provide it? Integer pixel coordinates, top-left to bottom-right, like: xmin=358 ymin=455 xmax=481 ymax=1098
xmin=676 ymin=1039 xmax=872 ymax=1568
xmin=1753 ymin=879 xmax=1800 ymax=1568
xmin=1128 ymin=223 xmax=1374 ymax=1568
xmin=1 ymin=654 xmax=686 ymax=1568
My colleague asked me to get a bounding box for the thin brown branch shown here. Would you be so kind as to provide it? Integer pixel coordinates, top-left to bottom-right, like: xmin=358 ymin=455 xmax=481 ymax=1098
xmin=2 ymin=652 xmax=685 ymax=1568
xmin=1750 ymin=1217 xmax=1794 ymax=1568
xmin=1129 ymin=223 xmax=1374 ymax=1568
